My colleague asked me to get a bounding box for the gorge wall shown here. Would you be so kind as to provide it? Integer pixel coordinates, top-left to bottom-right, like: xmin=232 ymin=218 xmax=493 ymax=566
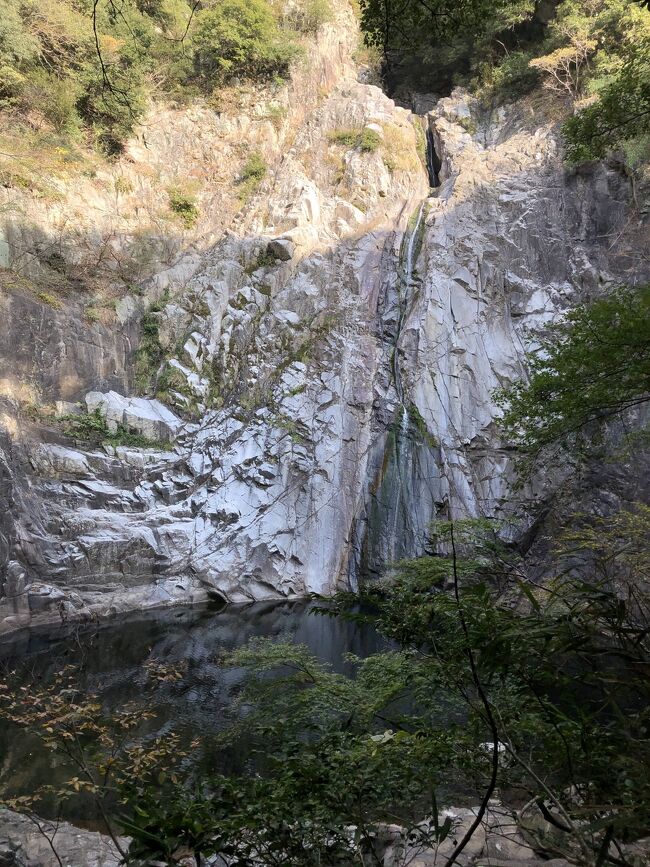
xmin=0 ymin=0 xmax=647 ymax=632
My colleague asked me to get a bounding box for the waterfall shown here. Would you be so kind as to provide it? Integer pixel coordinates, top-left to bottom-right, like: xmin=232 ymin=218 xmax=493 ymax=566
xmin=393 ymin=200 xmax=425 ymax=408
xmin=425 ymin=124 xmax=442 ymax=189
xmin=353 ymin=195 xmax=443 ymax=580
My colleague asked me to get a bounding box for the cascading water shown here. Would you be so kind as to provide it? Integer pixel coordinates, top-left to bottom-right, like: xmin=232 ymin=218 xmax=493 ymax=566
xmin=383 ymin=201 xmax=427 ymax=562
xmin=392 ymin=201 xmax=425 ymax=409
xmin=353 ymin=183 xmax=444 ymax=579
xmin=348 ymin=116 xmax=449 ymax=582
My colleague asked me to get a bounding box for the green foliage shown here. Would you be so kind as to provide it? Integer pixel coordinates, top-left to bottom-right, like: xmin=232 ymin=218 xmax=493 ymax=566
xmin=362 ymin=0 xmax=649 ymax=167
xmin=497 ymin=284 xmax=650 ymax=463
xmin=4 ymin=513 xmax=650 ymax=863
xmin=360 ymin=0 xmax=533 ymax=51
xmin=471 ymin=49 xmax=540 ymax=103
xmin=408 ymin=402 xmax=438 ymax=447
xmin=359 ymin=126 xmax=382 ymax=151
xmin=59 ymin=408 xmax=171 ymax=448
xmin=0 ymin=0 xmax=305 ymax=154
xmin=237 ymin=151 xmax=267 ymax=199
xmin=240 ymin=152 xmax=267 ymax=181
xmin=338 ymin=515 xmax=650 ymax=850
xmin=517 ymin=0 xmax=650 ymax=162
xmin=167 ymin=187 xmax=199 ymax=228
xmin=135 ymin=304 xmax=166 ymax=391
xmin=563 ymin=38 xmax=650 ymax=161
xmin=0 ymin=662 xmax=189 ymax=858
xmin=282 ymin=0 xmax=333 ymax=34
xmin=244 ymin=247 xmax=276 ymax=273
xmin=37 ymin=291 xmax=63 ymax=309
xmin=192 ymin=0 xmax=297 ymax=83
xmin=328 ymin=126 xmax=382 ymax=151
xmin=328 ymin=128 xmax=359 ymax=147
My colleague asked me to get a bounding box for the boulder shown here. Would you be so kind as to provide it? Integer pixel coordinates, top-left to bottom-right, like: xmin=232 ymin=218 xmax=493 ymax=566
xmin=85 ymin=391 xmax=182 ymax=443
xmin=0 ymin=808 xmax=124 ymax=866
xmin=267 ymin=238 xmax=295 ymax=261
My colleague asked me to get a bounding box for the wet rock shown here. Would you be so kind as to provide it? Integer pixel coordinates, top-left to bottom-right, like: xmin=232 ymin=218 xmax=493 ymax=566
xmin=518 ymin=800 xmax=582 ymax=860
xmin=0 ymin=54 xmax=647 ymax=634
xmin=30 ymin=445 xmax=91 ymax=478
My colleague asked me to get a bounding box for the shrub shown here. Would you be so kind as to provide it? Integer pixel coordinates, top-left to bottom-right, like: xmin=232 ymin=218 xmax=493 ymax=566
xmin=77 ymin=63 xmax=149 ymax=156
xmin=0 ymin=64 xmax=25 ymax=107
xmin=192 ymin=0 xmax=298 ymax=84
xmin=328 ymin=127 xmax=382 ymax=152
xmin=328 ymin=128 xmax=359 ymax=147
xmin=24 ymin=71 xmax=81 ymax=135
xmin=282 ymin=0 xmax=332 ymax=34
xmin=167 ymin=187 xmax=199 ymax=228
xmin=237 ymin=152 xmax=267 ymax=200
xmin=359 ymin=127 xmax=382 ymax=152
xmin=60 ymin=408 xmax=170 ymax=448
xmin=136 ymin=306 xmax=166 ymax=391
xmin=497 ymin=284 xmax=650 ymax=467
xmin=472 ymin=50 xmax=540 ymax=104
xmin=114 ymin=176 xmax=134 ymax=195
xmin=37 ymin=291 xmax=62 ymax=309
xmin=244 ymin=247 xmax=276 ymax=273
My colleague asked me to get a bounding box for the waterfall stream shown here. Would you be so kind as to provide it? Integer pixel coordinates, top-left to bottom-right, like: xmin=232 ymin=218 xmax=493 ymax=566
xmin=392 ymin=200 xmax=425 ymax=410
xmin=354 ymin=179 xmax=443 ymax=579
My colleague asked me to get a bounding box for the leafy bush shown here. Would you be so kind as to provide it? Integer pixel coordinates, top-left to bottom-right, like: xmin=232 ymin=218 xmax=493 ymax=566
xmin=282 ymin=0 xmax=332 ymax=34
xmin=0 ymin=0 xmax=304 ymax=153
xmin=24 ymin=70 xmax=81 ymax=135
xmin=472 ymin=49 xmax=539 ymax=103
xmin=37 ymin=291 xmax=62 ymax=309
xmin=237 ymin=151 xmax=267 ymax=199
xmin=192 ymin=0 xmax=298 ymax=83
xmin=563 ymin=39 xmax=650 ymax=162
xmin=6 ymin=511 xmax=650 ymax=865
xmin=497 ymin=284 xmax=650 ymax=465
xmin=328 ymin=127 xmax=382 ymax=151
xmin=167 ymin=187 xmax=199 ymax=228
xmin=359 ymin=127 xmax=382 ymax=151
xmin=328 ymin=128 xmax=360 ymax=147
xmin=60 ymin=408 xmax=170 ymax=448
xmin=240 ymin=152 xmax=267 ymax=181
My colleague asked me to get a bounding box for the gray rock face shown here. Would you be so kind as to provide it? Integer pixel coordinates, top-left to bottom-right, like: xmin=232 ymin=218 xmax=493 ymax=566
xmin=0 ymin=809 xmax=123 ymax=867
xmin=0 ymin=70 xmax=647 ymax=629
xmin=267 ymin=238 xmax=296 ymax=261
xmin=85 ymin=391 xmax=182 ymax=442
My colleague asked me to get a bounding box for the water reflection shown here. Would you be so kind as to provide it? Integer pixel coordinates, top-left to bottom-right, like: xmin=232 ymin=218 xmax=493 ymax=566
xmin=0 ymin=601 xmax=383 ymax=824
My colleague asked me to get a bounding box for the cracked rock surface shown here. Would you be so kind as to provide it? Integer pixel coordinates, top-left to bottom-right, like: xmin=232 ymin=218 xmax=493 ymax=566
xmin=0 ymin=29 xmax=648 ymax=629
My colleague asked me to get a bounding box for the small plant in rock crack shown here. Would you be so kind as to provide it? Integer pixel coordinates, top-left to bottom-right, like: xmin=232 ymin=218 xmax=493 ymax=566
xmin=59 ymin=409 xmax=170 ymax=449
xmin=167 ymin=187 xmax=200 ymax=229
xmin=237 ymin=152 xmax=267 ymax=201
xmin=328 ymin=127 xmax=382 ymax=152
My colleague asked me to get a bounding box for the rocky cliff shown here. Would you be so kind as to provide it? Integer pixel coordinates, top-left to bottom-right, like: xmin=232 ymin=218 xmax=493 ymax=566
xmin=0 ymin=1 xmax=647 ymax=632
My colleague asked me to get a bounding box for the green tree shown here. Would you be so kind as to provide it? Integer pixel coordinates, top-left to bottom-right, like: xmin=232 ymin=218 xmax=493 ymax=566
xmin=563 ymin=39 xmax=650 ymax=161
xmin=497 ymin=284 xmax=650 ymax=463
xmin=4 ymin=514 xmax=650 ymax=865
xmin=191 ymin=0 xmax=298 ymax=84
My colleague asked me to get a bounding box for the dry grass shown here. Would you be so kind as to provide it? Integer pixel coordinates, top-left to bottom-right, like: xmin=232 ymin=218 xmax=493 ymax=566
xmin=381 ymin=123 xmax=420 ymax=174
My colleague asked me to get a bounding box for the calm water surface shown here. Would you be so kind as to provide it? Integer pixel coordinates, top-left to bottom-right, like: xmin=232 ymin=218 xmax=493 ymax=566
xmin=0 ymin=601 xmax=383 ymax=824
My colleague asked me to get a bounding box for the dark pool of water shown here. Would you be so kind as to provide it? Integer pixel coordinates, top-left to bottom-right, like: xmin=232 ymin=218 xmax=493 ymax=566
xmin=0 ymin=600 xmax=383 ymax=824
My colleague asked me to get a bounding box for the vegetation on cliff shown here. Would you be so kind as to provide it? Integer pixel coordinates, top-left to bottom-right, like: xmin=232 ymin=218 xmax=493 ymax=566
xmin=360 ymin=0 xmax=650 ymax=165
xmin=1 ymin=285 xmax=649 ymax=865
xmin=498 ymin=284 xmax=650 ymax=464
xmin=0 ymin=0 xmax=330 ymax=154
